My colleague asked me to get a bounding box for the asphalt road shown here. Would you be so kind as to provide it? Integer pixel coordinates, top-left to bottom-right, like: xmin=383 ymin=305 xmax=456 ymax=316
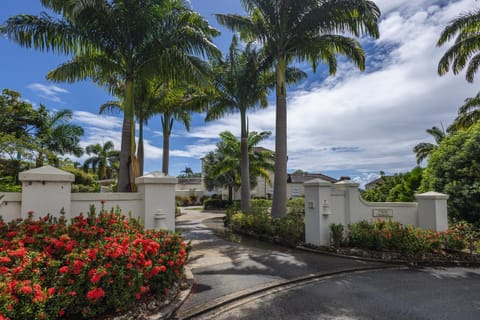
xmin=206 ymin=267 xmax=480 ymax=320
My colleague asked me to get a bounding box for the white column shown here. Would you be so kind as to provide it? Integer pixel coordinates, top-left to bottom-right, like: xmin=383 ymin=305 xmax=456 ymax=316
xmin=304 ymin=178 xmax=333 ymax=246
xmin=334 ymin=179 xmax=360 ymax=225
xmin=415 ymin=191 xmax=449 ymax=231
xmin=19 ymin=166 xmax=74 ymax=220
xmin=136 ymin=171 xmax=177 ymax=231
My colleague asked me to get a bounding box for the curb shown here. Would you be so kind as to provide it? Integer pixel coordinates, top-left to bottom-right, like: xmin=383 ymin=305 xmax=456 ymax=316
xmin=148 ymin=267 xmax=194 ymax=320
xmin=296 ymin=245 xmax=480 ymax=268
xmin=176 ymin=265 xmax=404 ymax=319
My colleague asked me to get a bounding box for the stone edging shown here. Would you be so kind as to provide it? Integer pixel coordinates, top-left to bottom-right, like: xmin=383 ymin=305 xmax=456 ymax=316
xmin=147 ymin=267 xmax=194 ymax=320
xmin=296 ymin=245 xmax=480 ymax=267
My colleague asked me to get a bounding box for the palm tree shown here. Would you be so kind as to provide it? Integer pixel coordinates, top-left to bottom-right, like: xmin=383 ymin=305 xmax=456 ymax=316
xmin=33 ymin=105 xmax=84 ymax=167
xmin=206 ymin=36 xmax=273 ymax=212
xmin=449 ymin=92 xmax=480 ymax=131
xmin=2 ymin=0 xmax=219 ymax=191
xmin=204 ymin=131 xmax=274 ymax=202
xmin=83 ymin=141 xmax=120 ymax=180
xmin=99 ymin=79 xmax=158 ymax=177
xmin=413 ymin=126 xmax=446 ymax=165
xmin=150 ymin=81 xmax=208 ymax=175
xmin=216 ymin=0 xmax=380 ymax=217
xmin=438 ymin=9 xmax=480 ymax=82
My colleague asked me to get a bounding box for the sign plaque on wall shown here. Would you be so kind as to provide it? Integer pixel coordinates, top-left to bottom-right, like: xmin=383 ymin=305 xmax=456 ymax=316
xmin=372 ymin=208 xmax=394 ymax=218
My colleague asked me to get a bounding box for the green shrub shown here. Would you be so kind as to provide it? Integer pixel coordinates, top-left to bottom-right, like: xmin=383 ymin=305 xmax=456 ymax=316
xmin=224 ymin=200 xmax=305 ymax=245
xmin=346 ymin=220 xmax=472 ymax=256
xmin=0 ymin=176 xmax=21 ymax=192
xmin=0 ymin=207 xmax=189 ymax=319
xmin=203 ymin=198 xmax=231 ymax=210
xmin=329 ymin=223 xmax=344 ymax=248
xmin=275 ymin=211 xmax=305 ymax=244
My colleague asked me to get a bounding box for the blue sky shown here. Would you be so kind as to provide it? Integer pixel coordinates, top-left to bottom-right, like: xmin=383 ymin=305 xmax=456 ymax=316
xmin=1 ymin=0 xmax=479 ymax=186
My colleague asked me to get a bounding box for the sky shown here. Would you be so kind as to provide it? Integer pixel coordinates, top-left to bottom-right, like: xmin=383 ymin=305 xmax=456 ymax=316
xmin=0 ymin=0 xmax=478 ymax=187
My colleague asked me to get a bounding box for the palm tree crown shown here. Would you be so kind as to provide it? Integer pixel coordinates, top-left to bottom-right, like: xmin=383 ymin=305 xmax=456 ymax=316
xmin=438 ymin=9 xmax=480 ymax=82
xmin=413 ymin=126 xmax=446 ymax=165
xmin=33 ymin=105 xmax=84 ymax=167
xmin=83 ymin=141 xmax=120 ymax=180
xmin=2 ymin=0 xmax=219 ymax=191
xmin=216 ymin=0 xmax=380 ymax=217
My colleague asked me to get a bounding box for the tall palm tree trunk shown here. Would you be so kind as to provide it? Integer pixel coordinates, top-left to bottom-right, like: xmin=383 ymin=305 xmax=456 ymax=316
xmin=138 ymin=121 xmax=144 ymax=176
xmin=162 ymin=132 xmax=170 ymax=175
xmin=271 ymin=59 xmax=288 ymax=218
xmin=161 ymin=114 xmax=172 ymax=175
xmin=240 ymin=109 xmax=250 ymax=212
xmin=118 ymin=79 xmax=135 ymax=192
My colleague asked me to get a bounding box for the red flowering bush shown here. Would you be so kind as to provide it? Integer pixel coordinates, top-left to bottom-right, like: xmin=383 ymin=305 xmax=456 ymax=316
xmin=0 ymin=206 xmax=189 ymax=319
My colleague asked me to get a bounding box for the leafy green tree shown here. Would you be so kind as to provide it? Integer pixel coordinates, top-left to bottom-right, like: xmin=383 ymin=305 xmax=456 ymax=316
xmin=421 ymin=122 xmax=480 ymax=223
xmin=83 ymin=141 xmax=120 ymax=180
xmin=216 ymin=0 xmax=380 ymax=217
xmin=413 ymin=126 xmax=446 ymax=165
xmin=0 ymin=89 xmax=38 ymax=170
xmin=438 ymin=8 xmax=480 ymax=82
xmin=204 ymin=131 xmax=274 ymax=202
xmin=2 ymin=0 xmax=219 ymax=191
xmin=33 ymin=105 xmax=84 ymax=167
xmin=0 ymin=89 xmax=37 ymax=138
xmin=362 ymin=167 xmax=423 ymax=202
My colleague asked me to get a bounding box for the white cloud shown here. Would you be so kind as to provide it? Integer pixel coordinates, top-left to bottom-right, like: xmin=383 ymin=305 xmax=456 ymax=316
xmin=27 ymin=83 xmax=69 ymax=103
xmin=74 ymin=111 xmax=122 ymax=130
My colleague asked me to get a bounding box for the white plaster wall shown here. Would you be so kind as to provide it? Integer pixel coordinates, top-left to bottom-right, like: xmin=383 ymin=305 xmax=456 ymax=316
xmin=175 ymin=184 xmax=203 ymax=191
xmin=71 ymin=193 xmax=143 ymax=219
xmin=356 ymin=198 xmax=418 ymax=225
xmin=21 ymin=181 xmax=72 ymax=219
xmin=0 ymin=193 xmax=21 ymax=221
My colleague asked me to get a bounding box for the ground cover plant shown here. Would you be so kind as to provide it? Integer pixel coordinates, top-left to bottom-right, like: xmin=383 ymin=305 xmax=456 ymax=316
xmin=224 ymin=199 xmax=305 ymax=246
xmin=330 ymin=220 xmax=479 ymax=258
xmin=0 ymin=206 xmax=189 ymax=319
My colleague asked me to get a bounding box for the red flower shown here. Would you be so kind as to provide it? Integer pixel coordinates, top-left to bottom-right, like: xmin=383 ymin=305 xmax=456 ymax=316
xmin=0 ymin=257 xmax=11 ymax=264
xmin=59 ymin=266 xmax=69 ymax=274
xmin=19 ymin=286 xmax=32 ymax=295
xmin=160 ymin=265 xmax=167 ymax=273
xmin=47 ymin=287 xmax=56 ymax=296
xmin=86 ymin=287 xmax=105 ymax=301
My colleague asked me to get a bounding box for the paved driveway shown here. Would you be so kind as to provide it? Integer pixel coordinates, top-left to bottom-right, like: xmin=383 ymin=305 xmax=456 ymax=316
xmin=175 ymin=208 xmax=480 ymax=320
xmin=209 ymin=267 xmax=480 ymax=320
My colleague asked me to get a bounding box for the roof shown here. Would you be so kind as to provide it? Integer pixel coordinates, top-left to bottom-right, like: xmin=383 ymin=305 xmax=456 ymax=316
xmin=287 ymin=173 xmax=337 ymax=184
xmin=253 ymin=146 xmax=273 ymax=153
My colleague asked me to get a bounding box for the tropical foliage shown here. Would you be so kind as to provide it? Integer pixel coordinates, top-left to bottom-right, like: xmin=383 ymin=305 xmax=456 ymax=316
xmin=412 ymin=126 xmax=446 ymax=165
xmin=0 ymin=206 xmax=189 ymax=319
xmin=216 ymin=0 xmax=381 ymax=217
xmin=449 ymin=92 xmax=480 ymax=132
xmin=207 ymin=36 xmax=274 ymax=212
xmin=362 ymin=167 xmax=424 ymax=203
xmin=83 ymin=141 xmax=120 ymax=180
xmin=225 ymin=198 xmax=306 ymax=246
xmin=438 ymin=8 xmax=480 ymax=83
xmin=421 ymin=122 xmax=480 ymax=224
xmin=203 ymin=131 xmax=274 ymax=202
xmin=33 ymin=106 xmax=84 ymax=168
xmin=2 ymin=0 xmax=219 ymax=192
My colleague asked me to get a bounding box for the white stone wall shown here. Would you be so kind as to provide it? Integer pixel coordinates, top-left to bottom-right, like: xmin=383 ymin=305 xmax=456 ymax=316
xmin=0 ymin=192 xmax=21 ymax=222
xmin=305 ymin=178 xmax=449 ymax=246
xmin=0 ymin=167 xmax=177 ymax=231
